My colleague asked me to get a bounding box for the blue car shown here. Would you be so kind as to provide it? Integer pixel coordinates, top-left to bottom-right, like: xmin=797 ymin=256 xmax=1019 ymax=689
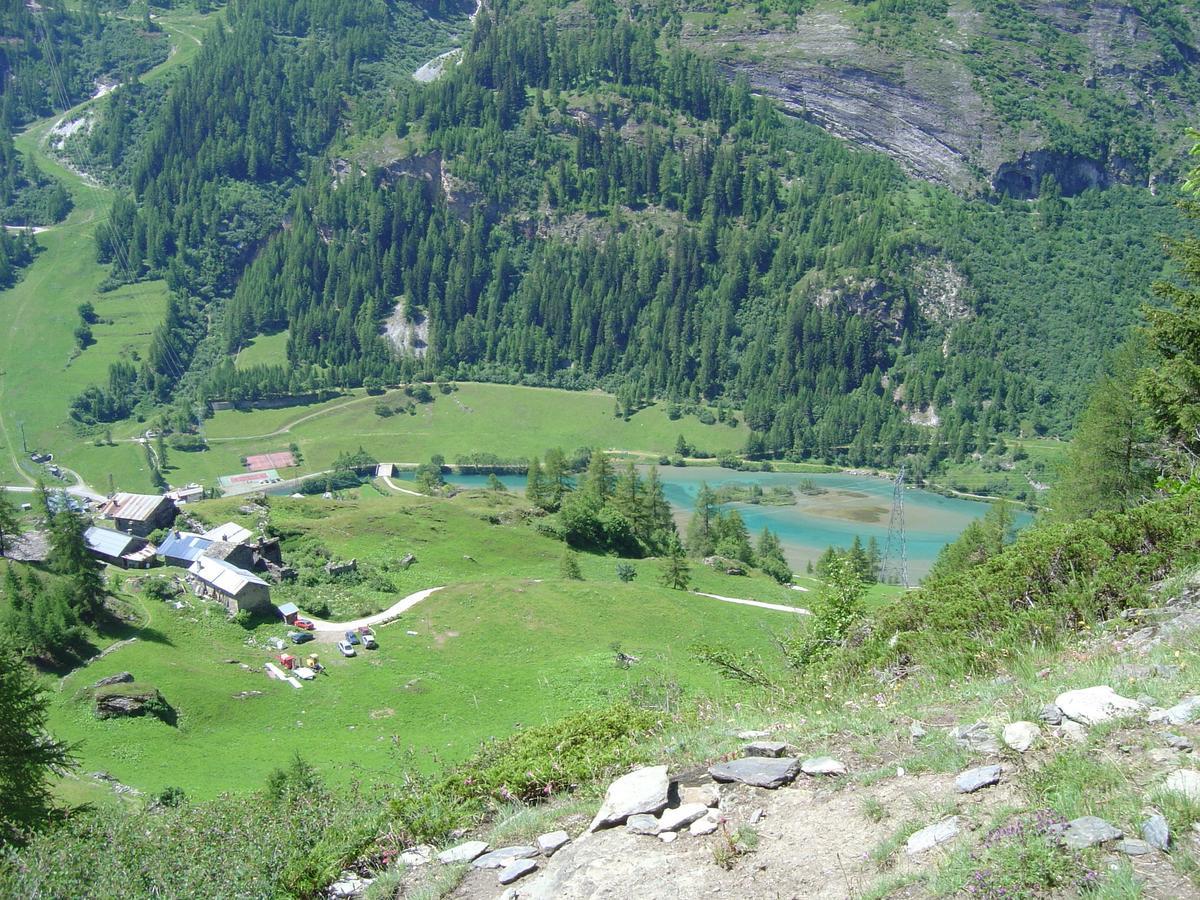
xmin=344 ymin=630 xmax=361 ymax=646
xmin=288 ymin=631 xmax=315 ymax=645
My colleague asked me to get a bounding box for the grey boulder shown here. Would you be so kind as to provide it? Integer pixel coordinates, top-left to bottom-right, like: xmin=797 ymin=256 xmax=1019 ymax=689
xmin=1150 ymin=696 xmax=1200 ymax=727
xmin=1143 ymin=814 xmax=1170 ymax=850
xmin=1059 ymin=816 xmax=1123 ymax=850
xmin=1002 ymin=721 xmax=1039 ymax=753
xmin=625 ymin=814 xmax=660 ymax=835
xmin=1164 ymin=769 xmax=1200 ymax=802
xmin=801 ymin=756 xmax=847 ymax=776
xmin=955 ymin=764 xmax=1002 ymax=794
xmin=498 ymin=858 xmax=538 ymax=885
xmin=472 ymin=847 xmax=538 ymax=869
xmin=1117 ymin=839 xmax=1154 ymax=856
xmin=536 ymin=831 xmax=570 ymax=856
xmin=744 ymin=740 xmax=789 ymax=758
xmin=657 ymin=803 xmax=709 ymax=833
xmin=1038 ymin=703 xmax=1063 ymax=725
xmin=1055 ymin=686 xmax=1141 ymax=726
xmin=588 ymin=765 xmax=670 ymax=832
xmin=949 ymin=721 xmax=1000 ymax=754
xmin=709 ymin=756 xmax=801 ymax=789
xmin=437 ymin=840 xmax=488 ymax=864
xmin=906 ymin=817 xmax=959 ymax=855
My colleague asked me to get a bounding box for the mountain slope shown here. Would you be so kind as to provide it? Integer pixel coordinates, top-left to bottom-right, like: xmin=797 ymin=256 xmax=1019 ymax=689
xmin=681 ymin=0 xmax=1200 ymax=194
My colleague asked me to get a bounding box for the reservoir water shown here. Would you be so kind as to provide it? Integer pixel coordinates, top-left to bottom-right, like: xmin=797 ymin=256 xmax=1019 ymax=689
xmin=390 ymin=466 xmax=1028 ymax=580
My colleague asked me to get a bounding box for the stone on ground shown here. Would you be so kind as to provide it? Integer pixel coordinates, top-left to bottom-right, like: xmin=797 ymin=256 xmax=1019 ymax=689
xmin=955 ymin=764 xmax=1002 ymax=794
xmin=658 ymin=803 xmax=710 ymax=832
xmin=658 ymin=831 xmax=677 ymax=844
xmin=906 ymin=817 xmax=960 ymax=855
xmin=709 ymin=756 xmax=802 ymax=789
xmin=690 ymin=813 xmax=720 ymax=836
xmin=949 ymin=721 xmax=1000 ymax=754
xmin=588 ymin=765 xmax=670 ymax=832
xmin=1039 ymin=703 xmax=1063 ymax=725
xmin=680 ymin=783 xmax=720 ymax=808
xmin=1165 ymin=733 xmax=1194 ymax=751
xmin=1117 ymin=839 xmax=1155 ymax=856
xmin=399 ymin=845 xmax=433 ymax=867
xmin=625 ymin=814 xmax=660 ymax=835
xmin=498 ymin=858 xmax=538 ymax=885
xmin=1059 ymin=816 xmax=1123 ymax=850
xmin=737 ymin=729 xmax=771 ymax=740
xmin=801 ymin=756 xmax=847 ymax=776
xmin=1150 ymin=696 xmax=1200 ymax=727
xmin=536 ymin=831 xmax=570 ymax=857
xmin=1164 ymin=769 xmax=1200 ymax=802
xmin=1002 ymin=721 xmax=1039 ymax=752
xmin=472 ymin=846 xmax=538 ymax=869
xmin=1143 ymin=814 xmax=1170 ymax=850
xmin=744 ymin=740 xmax=789 ymax=758
xmin=437 ymin=840 xmax=489 ymax=864
xmin=1055 ymin=686 xmax=1141 ymax=726
xmin=1058 ymin=720 xmax=1088 ymax=743
xmin=909 ymin=721 xmax=927 ymax=739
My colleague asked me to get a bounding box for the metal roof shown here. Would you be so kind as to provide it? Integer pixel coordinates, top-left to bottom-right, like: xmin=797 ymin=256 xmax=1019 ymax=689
xmin=105 ymin=492 xmax=171 ymax=522
xmin=158 ymin=531 xmax=213 ymax=563
xmin=188 ymin=556 xmax=268 ymax=597
xmin=202 ymin=522 xmax=254 ymax=544
xmin=277 ymin=602 xmax=299 ymax=616
xmin=85 ymin=526 xmax=139 ymax=558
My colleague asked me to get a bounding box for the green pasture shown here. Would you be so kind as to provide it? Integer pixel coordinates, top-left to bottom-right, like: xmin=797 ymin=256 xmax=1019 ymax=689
xmin=64 ymin=383 xmax=752 ymax=494
xmin=233 ymin=330 xmax=289 ymax=369
xmin=0 ymin=7 xmax=218 ymax=489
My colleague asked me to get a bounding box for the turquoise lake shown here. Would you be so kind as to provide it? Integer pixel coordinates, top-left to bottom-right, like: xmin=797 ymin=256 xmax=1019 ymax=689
xmin=392 ymin=466 xmax=1028 ymax=580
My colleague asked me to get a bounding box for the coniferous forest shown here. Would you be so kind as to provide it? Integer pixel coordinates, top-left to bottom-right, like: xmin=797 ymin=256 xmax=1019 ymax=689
xmin=0 ymin=0 xmax=1189 ymax=479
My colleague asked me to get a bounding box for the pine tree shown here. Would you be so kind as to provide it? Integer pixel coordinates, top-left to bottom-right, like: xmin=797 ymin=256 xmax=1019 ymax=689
xmin=560 ymin=550 xmax=582 ymax=580
xmin=583 ymin=450 xmax=615 ymax=501
xmin=0 ymin=639 xmax=74 ymax=844
xmin=525 ymin=456 xmax=547 ymax=508
xmin=714 ymin=509 xmax=753 ymax=564
xmin=660 ymin=535 xmax=691 ymax=590
xmin=685 ymin=482 xmax=717 ymax=556
xmin=0 ymin=490 xmax=18 ymax=557
xmin=756 ymin=527 xmax=792 ymax=584
xmin=48 ymin=511 xmax=105 ymax=621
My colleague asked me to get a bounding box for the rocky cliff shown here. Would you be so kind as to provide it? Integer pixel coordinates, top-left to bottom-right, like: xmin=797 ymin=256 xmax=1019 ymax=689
xmin=682 ymin=0 xmax=1199 ymax=195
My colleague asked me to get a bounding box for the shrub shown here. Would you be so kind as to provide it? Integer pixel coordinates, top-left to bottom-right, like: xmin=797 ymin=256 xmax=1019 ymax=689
xmin=616 ymin=563 xmax=637 ymax=582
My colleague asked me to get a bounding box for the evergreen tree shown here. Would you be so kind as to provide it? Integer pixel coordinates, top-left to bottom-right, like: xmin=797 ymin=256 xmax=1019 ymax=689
xmin=560 ymin=550 xmax=582 ymax=580
xmin=0 ymin=639 xmax=74 ymax=844
xmin=0 ymin=490 xmax=18 ymax=557
xmin=685 ymin=482 xmax=718 ymax=557
xmin=48 ymin=511 xmax=105 ymax=621
xmin=714 ymin=509 xmax=753 ymax=564
xmin=583 ymin=450 xmax=615 ymax=502
xmin=845 ymin=535 xmax=871 ymax=583
xmin=543 ymin=447 xmax=569 ymax=508
xmin=660 ymin=535 xmax=691 ymax=590
xmin=525 ymin=456 xmax=547 ymax=509
xmin=756 ymin=527 xmax=792 ymax=584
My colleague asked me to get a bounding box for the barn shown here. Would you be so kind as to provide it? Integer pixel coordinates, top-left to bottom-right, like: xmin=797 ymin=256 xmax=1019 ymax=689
xmin=84 ymin=527 xmax=157 ymax=569
xmin=187 ymin=557 xmax=272 ymax=616
xmin=99 ymin=493 xmax=177 ymax=537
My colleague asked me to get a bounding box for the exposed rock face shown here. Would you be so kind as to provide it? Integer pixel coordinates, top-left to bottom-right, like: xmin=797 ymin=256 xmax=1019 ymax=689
xmin=1056 ymin=686 xmax=1141 ymax=726
xmin=93 ymin=684 xmax=173 ymax=723
xmin=681 ymin=3 xmax=1190 ymax=193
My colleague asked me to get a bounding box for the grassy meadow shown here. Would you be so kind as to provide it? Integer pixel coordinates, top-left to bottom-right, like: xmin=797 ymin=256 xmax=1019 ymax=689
xmin=29 ymin=487 xmax=811 ymax=800
xmin=0 ymin=7 xmax=218 ymax=489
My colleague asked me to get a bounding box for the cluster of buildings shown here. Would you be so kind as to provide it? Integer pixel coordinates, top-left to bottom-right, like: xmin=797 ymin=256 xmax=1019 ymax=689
xmin=83 ymin=491 xmax=290 ymax=618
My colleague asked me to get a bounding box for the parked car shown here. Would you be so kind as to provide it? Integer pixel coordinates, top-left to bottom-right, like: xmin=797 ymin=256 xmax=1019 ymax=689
xmin=336 ymin=640 xmax=356 ymax=657
xmin=288 ymin=631 xmax=315 ymax=645
xmin=344 ymin=630 xmax=361 ymax=646
xmin=293 ymin=618 xmax=315 ymax=631
xmin=359 ymin=628 xmax=377 ymax=649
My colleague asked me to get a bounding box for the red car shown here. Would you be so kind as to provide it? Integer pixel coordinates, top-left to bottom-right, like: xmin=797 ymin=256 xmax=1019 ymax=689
xmin=293 ymin=618 xmax=315 ymax=631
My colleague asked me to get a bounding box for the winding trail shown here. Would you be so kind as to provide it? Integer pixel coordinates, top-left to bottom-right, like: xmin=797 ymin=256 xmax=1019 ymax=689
xmin=307 ymin=586 xmax=445 ymax=634
xmin=690 ymin=591 xmax=810 ymax=615
xmin=295 ymin=584 xmax=808 ymax=640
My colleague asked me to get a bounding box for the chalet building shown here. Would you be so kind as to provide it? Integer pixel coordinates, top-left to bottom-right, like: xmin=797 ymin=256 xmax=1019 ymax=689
xmin=84 ymin=527 xmax=157 ymax=569
xmin=186 ymin=556 xmax=271 ymax=616
xmin=99 ymin=492 xmax=177 ymax=537
xmin=157 ymin=531 xmax=214 ymax=569
xmin=202 ymin=522 xmax=254 ymax=544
